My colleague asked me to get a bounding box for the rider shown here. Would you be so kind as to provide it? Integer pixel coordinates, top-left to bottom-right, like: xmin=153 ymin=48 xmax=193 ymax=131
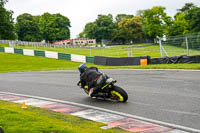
xmin=78 ymin=64 xmax=107 ymax=97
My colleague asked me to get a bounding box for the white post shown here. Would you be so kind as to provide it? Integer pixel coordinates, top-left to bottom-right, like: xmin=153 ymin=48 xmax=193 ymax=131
xmin=117 ymin=49 xmax=119 ymax=57
xmin=159 ymin=38 xmax=163 ymax=57
xmin=185 ymin=36 xmax=189 ymax=56
xmin=131 ymin=48 xmax=133 ymax=57
xmin=90 ymin=47 xmax=92 ymax=56
xmin=162 ymin=46 xmax=168 ymax=57
xmin=9 ymin=41 xmax=11 ymax=47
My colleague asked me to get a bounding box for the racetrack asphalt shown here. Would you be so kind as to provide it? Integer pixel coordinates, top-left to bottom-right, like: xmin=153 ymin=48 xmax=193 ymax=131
xmin=0 ymin=69 xmax=200 ymax=130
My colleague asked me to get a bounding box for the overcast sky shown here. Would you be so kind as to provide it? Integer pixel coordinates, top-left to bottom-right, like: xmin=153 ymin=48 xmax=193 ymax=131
xmin=5 ymin=0 xmax=200 ymax=38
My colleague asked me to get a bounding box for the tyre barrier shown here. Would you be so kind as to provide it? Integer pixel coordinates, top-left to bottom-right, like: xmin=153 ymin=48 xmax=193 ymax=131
xmin=150 ymin=55 xmax=200 ymax=64
xmin=94 ymin=56 xmax=150 ymax=66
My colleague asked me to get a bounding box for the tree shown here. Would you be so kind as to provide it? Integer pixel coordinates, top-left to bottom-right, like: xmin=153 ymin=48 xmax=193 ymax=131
xmin=16 ymin=13 xmax=42 ymax=41
xmin=118 ymin=16 xmax=144 ymax=42
xmin=177 ymin=3 xmax=197 ymax=14
xmin=111 ymin=28 xmax=127 ymax=45
xmin=142 ymin=6 xmax=172 ymax=41
xmin=39 ymin=12 xmax=70 ymax=43
xmin=95 ymin=14 xmax=115 ymax=42
xmin=53 ymin=13 xmax=71 ymax=40
xmin=111 ymin=14 xmax=134 ymax=44
xmin=79 ymin=14 xmax=115 ymax=42
xmin=79 ymin=22 xmax=97 ymax=39
xmin=115 ymin=14 xmax=134 ymax=24
xmin=0 ymin=0 xmax=16 ymax=39
xmin=186 ymin=7 xmax=200 ymax=32
xmin=175 ymin=3 xmax=200 ymax=33
xmin=168 ymin=12 xmax=189 ymax=36
xmin=0 ymin=0 xmax=7 ymax=6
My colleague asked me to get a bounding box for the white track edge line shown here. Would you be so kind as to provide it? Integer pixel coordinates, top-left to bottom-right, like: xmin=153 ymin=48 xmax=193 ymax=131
xmin=0 ymin=91 xmax=199 ymax=133
xmin=1 ymin=69 xmax=200 ymax=74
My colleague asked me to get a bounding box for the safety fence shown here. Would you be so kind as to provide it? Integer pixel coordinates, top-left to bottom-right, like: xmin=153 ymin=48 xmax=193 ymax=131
xmin=159 ymin=33 xmax=200 ymax=57
xmin=1 ymin=46 xmax=200 ymax=66
xmin=0 ymin=40 xmax=105 ymax=49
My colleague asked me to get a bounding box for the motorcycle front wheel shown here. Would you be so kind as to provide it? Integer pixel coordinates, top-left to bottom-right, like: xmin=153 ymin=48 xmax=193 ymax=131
xmin=110 ymin=86 xmax=128 ymax=102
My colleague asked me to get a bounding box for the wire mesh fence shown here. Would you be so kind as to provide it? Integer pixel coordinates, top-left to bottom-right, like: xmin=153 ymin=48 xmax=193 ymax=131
xmin=0 ymin=40 xmax=133 ymax=57
xmin=160 ymin=32 xmax=200 ymax=57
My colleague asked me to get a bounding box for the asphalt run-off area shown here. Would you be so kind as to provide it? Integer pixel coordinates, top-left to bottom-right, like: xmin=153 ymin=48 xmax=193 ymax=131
xmin=0 ymin=69 xmax=200 ymax=132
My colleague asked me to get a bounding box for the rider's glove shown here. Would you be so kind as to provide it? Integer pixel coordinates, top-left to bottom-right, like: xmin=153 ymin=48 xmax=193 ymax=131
xmin=77 ymin=81 xmax=81 ymax=86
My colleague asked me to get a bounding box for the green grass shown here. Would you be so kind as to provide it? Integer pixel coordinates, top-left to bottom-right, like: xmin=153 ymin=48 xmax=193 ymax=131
xmin=0 ymin=43 xmax=9 ymax=47
xmin=0 ymin=52 xmax=81 ymax=73
xmin=0 ymin=52 xmax=200 ymax=73
xmin=0 ymin=100 xmax=128 ymax=133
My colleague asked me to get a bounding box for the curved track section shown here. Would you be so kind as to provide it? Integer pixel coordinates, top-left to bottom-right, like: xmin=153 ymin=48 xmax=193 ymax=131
xmin=0 ymin=69 xmax=200 ymax=131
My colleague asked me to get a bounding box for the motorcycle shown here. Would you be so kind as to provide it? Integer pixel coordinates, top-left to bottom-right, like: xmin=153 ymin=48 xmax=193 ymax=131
xmin=77 ymin=77 xmax=128 ymax=102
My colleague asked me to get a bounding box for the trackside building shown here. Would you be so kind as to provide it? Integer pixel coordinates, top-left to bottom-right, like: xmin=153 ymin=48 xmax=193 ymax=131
xmin=53 ymin=39 xmax=96 ymax=46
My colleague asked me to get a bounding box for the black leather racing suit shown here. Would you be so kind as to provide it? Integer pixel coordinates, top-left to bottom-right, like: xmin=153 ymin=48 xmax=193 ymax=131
xmin=80 ymin=67 xmax=107 ymax=97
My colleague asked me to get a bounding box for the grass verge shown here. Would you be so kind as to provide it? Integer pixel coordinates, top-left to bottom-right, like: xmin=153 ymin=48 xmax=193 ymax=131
xmin=0 ymin=53 xmax=200 ymax=73
xmin=0 ymin=100 xmax=127 ymax=133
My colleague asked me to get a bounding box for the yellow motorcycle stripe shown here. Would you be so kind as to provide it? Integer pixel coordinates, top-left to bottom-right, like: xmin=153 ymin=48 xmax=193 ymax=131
xmin=101 ymin=84 xmax=109 ymax=90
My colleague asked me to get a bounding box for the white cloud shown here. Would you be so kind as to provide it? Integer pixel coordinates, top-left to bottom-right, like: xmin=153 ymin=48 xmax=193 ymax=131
xmin=5 ymin=0 xmax=200 ymax=38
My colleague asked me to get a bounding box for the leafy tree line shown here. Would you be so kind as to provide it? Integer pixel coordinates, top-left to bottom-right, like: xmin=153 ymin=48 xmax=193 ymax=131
xmin=79 ymin=3 xmax=200 ymax=44
xmin=0 ymin=0 xmax=71 ymax=43
xmin=0 ymin=0 xmax=15 ymax=39
xmin=16 ymin=12 xmax=71 ymax=42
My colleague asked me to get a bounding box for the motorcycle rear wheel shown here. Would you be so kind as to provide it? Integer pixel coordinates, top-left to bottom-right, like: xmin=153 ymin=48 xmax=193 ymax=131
xmin=110 ymin=86 xmax=128 ymax=102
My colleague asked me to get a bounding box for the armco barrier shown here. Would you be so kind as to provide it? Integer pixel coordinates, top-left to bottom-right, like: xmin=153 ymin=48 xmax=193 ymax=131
xmin=0 ymin=47 xmax=91 ymax=64
xmin=23 ymin=49 xmax=34 ymax=56
xmin=58 ymin=53 xmax=71 ymax=60
xmin=86 ymin=56 xmax=94 ymax=63
xmin=34 ymin=50 xmax=45 ymax=57
xmin=45 ymin=51 xmax=58 ymax=59
xmin=5 ymin=47 xmax=14 ymax=53
xmin=94 ymin=56 xmax=150 ymax=66
xmin=14 ymin=48 xmax=23 ymax=55
xmin=0 ymin=47 xmax=4 ymax=52
xmin=71 ymin=54 xmax=86 ymax=63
